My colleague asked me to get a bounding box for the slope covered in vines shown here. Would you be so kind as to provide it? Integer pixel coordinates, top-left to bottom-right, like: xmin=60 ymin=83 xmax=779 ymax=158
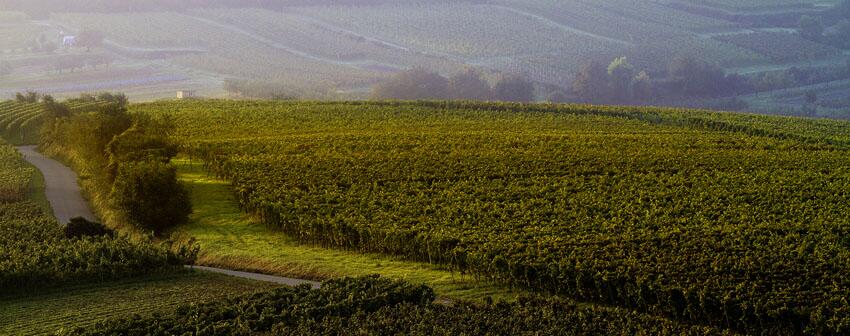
xmin=66 ymin=275 xmax=733 ymax=336
xmin=133 ymin=100 xmax=850 ymax=334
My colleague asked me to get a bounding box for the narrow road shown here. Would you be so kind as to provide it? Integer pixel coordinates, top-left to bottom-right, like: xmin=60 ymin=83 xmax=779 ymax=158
xmin=16 ymin=145 xmax=95 ymax=225
xmin=186 ymin=266 xmax=321 ymax=288
xmin=17 ymin=145 xmax=319 ymax=288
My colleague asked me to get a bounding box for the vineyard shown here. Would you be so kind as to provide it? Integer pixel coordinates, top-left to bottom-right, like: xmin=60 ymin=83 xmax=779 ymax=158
xmin=714 ymin=31 xmax=842 ymax=62
xmin=1 ymin=272 xmax=279 ymax=335
xmin=52 ymin=12 xmax=385 ymax=91
xmin=0 ymin=100 xmax=110 ymax=145
xmin=131 ymin=100 xmax=850 ymax=334
xmin=22 ymin=1 xmax=845 ymax=102
xmin=670 ymin=0 xmax=835 ymax=12
xmin=0 ymin=143 xmax=32 ymax=202
xmin=65 ymin=275 xmax=733 ymax=335
xmin=0 ymin=138 xmax=195 ymax=295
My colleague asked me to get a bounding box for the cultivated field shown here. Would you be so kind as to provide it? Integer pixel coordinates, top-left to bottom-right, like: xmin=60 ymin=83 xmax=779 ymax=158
xmin=0 ymin=272 xmax=278 ymax=336
xmin=129 ymin=99 xmax=850 ymax=334
xmin=1 ymin=1 xmax=844 ymax=104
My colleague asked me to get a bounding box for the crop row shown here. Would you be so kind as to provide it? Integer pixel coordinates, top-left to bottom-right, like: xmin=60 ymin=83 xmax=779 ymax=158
xmin=65 ymin=275 xmax=733 ymax=336
xmin=714 ymin=32 xmax=841 ymax=62
xmin=134 ymin=100 xmax=850 ymax=334
xmin=0 ymin=137 xmax=195 ymax=295
xmin=0 ymin=142 xmax=32 ymax=202
xmin=0 ymin=100 xmax=111 ymax=145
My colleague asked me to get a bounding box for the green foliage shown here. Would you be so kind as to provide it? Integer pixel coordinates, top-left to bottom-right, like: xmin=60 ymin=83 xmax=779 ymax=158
xmin=0 ymin=140 xmax=195 ymax=295
xmin=63 ymin=276 xmax=731 ymax=336
xmin=105 ymin=115 xmax=178 ymax=183
xmin=448 ymin=68 xmax=492 ymax=101
xmin=38 ymin=94 xmax=189 ymax=235
xmin=372 ymin=68 xmax=450 ymax=100
xmin=110 ymin=161 xmax=191 ymax=234
xmin=492 ymin=75 xmax=535 ymax=102
xmin=134 ymin=99 xmax=850 ymax=334
xmin=572 ymin=61 xmax=610 ymax=103
xmin=798 ymin=15 xmax=824 ymax=41
xmin=0 ymin=61 xmax=11 ymax=77
xmin=64 ymin=217 xmax=115 ymax=239
xmin=75 ymin=29 xmax=104 ymax=50
xmin=607 ymin=56 xmax=634 ymax=101
xmin=631 ymin=70 xmax=653 ymax=101
xmin=0 ymin=144 xmax=33 ymax=202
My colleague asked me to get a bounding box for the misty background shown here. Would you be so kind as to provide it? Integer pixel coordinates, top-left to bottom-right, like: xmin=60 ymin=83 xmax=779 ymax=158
xmin=0 ymin=0 xmax=849 ymax=119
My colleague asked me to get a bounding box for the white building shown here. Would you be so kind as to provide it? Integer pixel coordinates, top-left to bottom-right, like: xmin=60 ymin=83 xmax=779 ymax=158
xmin=176 ymin=90 xmax=196 ymax=99
xmin=62 ymin=36 xmax=76 ymax=47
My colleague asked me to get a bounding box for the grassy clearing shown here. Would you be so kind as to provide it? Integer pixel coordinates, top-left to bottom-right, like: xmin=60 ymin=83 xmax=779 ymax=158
xmin=173 ymin=159 xmax=526 ymax=302
xmin=0 ymin=271 xmax=279 ymax=336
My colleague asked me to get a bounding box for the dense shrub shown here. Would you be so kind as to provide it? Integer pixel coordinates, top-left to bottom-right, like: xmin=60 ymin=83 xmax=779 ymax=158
xmin=64 ymin=217 xmax=114 ymax=239
xmin=110 ymin=161 xmax=191 ymax=234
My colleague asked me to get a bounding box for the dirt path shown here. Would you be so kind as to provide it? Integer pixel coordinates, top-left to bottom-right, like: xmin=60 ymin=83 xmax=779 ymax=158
xmin=186 ymin=266 xmax=321 ymax=288
xmin=16 ymin=145 xmax=95 ymax=225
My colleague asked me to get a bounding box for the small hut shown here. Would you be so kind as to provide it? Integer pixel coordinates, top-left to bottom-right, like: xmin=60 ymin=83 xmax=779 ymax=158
xmin=176 ymin=90 xmax=196 ymax=99
xmin=62 ymin=36 xmax=76 ymax=47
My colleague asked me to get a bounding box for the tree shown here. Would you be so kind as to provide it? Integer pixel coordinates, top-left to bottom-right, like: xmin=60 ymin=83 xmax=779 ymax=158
xmin=448 ymin=68 xmax=492 ymax=100
xmin=631 ymin=70 xmax=654 ymax=102
xmin=0 ymin=61 xmax=12 ymax=77
xmin=824 ymin=20 xmax=850 ymax=48
xmin=110 ymin=161 xmax=191 ymax=234
xmin=799 ymin=15 xmax=824 ymax=41
xmin=371 ymin=68 xmax=449 ymax=100
xmin=572 ymin=61 xmax=610 ymax=103
xmin=492 ymin=75 xmax=534 ymax=102
xmin=608 ymin=57 xmax=634 ymax=101
xmin=805 ymin=90 xmax=818 ymax=105
xmin=76 ymin=29 xmax=105 ymax=51
xmin=668 ymin=56 xmax=727 ymax=97
xmin=43 ymin=96 xmax=71 ymax=119
xmin=15 ymin=91 xmax=40 ymax=103
xmin=833 ymin=0 xmax=850 ymax=19
xmin=546 ymin=90 xmax=569 ymax=103
xmin=105 ymin=116 xmax=178 ymax=183
xmin=41 ymin=41 xmax=57 ymax=54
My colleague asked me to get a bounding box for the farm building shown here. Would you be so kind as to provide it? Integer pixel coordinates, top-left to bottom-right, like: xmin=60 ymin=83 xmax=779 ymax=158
xmin=176 ymin=90 xmax=196 ymax=99
xmin=62 ymin=36 xmax=76 ymax=47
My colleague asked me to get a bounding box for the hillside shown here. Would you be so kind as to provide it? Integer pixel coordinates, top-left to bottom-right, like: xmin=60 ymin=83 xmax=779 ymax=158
xmin=124 ymin=99 xmax=850 ymax=335
xmin=1 ymin=0 xmax=848 ymax=116
xmin=2 ymin=96 xmax=849 ymax=334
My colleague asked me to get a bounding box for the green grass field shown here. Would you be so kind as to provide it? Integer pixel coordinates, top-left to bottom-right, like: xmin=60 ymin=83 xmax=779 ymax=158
xmin=0 ymin=271 xmax=279 ymax=336
xmin=173 ymin=159 xmax=525 ymax=302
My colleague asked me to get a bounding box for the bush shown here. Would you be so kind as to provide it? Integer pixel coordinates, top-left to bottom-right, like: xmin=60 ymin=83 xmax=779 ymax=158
xmin=372 ymin=68 xmax=450 ymax=100
xmin=64 ymin=217 xmax=114 ymax=239
xmin=110 ymin=161 xmax=191 ymax=234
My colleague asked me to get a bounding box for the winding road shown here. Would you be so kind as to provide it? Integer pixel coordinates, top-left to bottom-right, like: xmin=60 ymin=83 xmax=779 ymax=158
xmin=16 ymin=145 xmax=319 ymax=288
xmin=17 ymin=145 xmax=95 ymax=225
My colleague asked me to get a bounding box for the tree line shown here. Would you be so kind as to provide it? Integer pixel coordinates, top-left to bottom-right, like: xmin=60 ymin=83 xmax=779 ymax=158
xmin=371 ymin=68 xmax=535 ymax=102
xmin=39 ymin=92 xmax=191 ymax=235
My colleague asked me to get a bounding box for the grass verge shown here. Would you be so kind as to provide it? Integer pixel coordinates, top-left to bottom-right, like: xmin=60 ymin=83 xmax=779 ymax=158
xmin=0 ymin=271 xmax=280 ymax=336
xmin=173 ymin=159 xmax=526 ymax=302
